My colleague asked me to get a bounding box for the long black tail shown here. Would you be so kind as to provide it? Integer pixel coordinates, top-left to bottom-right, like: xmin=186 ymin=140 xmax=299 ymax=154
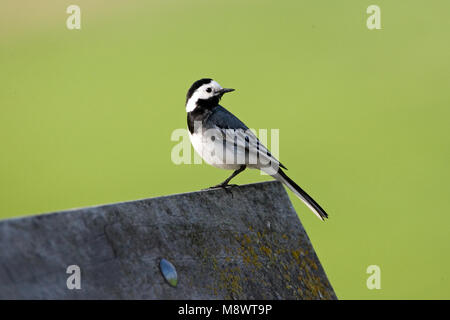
xmin=274 ymin=169 xmax=328 ymax=221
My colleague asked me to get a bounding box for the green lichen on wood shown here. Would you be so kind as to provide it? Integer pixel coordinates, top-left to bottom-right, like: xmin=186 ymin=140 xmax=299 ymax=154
xmin=196 ymin=221 xmax=335 ymax=300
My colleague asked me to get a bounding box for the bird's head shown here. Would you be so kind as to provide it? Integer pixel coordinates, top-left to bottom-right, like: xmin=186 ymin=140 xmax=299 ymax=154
xmin=185 ymin=78 xmax=234 ymax=112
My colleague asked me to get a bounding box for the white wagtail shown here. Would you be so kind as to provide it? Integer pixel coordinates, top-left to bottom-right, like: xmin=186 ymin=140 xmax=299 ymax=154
xmin=186 ymin=78 xmax=328 ymax=221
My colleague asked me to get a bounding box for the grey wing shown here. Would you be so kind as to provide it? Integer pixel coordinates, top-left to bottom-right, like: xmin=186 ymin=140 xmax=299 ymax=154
xmin=205 ymin=106 xmax=249 ymax=131
xmin=206 ymin=106 xmax=287 ymax=170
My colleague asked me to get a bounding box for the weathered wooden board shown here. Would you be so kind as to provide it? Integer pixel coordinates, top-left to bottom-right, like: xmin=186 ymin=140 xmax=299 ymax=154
xmin=0 ymin=181 xmax=336 ymax=299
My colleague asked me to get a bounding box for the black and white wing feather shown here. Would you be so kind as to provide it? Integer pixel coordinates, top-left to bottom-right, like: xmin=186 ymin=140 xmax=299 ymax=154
xmin=206 ymin=106 xmax=287 ymax=171
xmin=206 ymin=105 xmax=328 ymax=221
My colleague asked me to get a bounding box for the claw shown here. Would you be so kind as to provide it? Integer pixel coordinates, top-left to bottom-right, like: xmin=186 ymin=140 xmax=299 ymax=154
xmin=209 ymin=183 xmax=238 ymax=189
xmin=204 ymin=183 xmax=239 ymax=195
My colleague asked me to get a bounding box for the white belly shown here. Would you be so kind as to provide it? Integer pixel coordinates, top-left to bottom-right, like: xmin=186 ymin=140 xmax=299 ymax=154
xmin=189 ymin=131 xmax=241 ymax=170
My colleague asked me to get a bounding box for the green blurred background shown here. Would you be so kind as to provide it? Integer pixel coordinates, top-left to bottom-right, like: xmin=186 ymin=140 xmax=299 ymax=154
xmin=1 ymin=0 xmax=449 ymax=299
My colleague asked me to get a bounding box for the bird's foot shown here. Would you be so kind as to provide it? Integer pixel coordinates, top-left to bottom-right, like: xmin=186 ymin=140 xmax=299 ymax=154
xmin=203 ymin=183 xmax=239 ymax=197
xmin=216 ymin=183 xmax=239 ymax=197
xmin=207 ymin=183 xmax=239 ymax=190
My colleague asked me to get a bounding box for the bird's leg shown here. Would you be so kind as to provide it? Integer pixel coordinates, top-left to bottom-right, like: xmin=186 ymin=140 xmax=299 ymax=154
xmin=209 ymin=165 xmax=246 ymax=189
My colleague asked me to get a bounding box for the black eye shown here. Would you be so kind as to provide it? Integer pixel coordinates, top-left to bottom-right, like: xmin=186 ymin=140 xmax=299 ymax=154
xmin=206 ymin=87 xmax=212 ymax=93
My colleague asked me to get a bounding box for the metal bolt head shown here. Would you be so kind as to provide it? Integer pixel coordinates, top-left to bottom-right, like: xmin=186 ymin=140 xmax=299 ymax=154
xmin=159 ymin=258 xmax=178 ymax=287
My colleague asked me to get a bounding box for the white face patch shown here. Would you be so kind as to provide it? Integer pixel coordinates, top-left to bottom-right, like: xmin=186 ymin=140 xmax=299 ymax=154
xmin=186 ymin=80 xmax=223 ymax=112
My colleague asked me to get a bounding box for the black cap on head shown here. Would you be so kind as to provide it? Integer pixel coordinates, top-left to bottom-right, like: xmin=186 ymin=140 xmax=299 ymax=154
xmin=186 ymin=78 xmax=212 ymax=104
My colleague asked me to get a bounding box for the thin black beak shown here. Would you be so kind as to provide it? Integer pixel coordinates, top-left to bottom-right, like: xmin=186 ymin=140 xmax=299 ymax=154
xmin=219 ymin=88 xmax=235 ymax=95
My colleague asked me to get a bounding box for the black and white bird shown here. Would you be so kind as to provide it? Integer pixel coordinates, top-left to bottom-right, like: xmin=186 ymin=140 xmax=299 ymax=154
xmin=186 ymin=78 xmax=328 ymax=221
